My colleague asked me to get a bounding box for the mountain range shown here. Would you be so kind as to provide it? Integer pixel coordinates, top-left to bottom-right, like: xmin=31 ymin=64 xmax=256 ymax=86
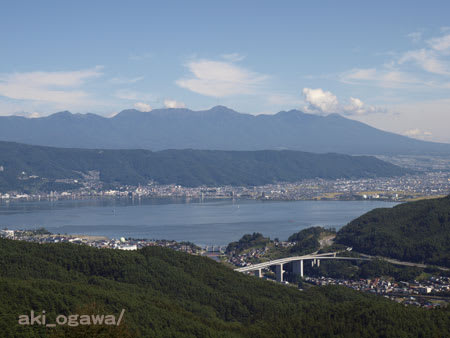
xmin=1 ymin=106 xmax=449 ymax=155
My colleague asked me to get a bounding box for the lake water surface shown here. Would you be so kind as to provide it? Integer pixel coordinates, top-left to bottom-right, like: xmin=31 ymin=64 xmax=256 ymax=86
xmin=0 ymin=198 xmax=398 ymax=245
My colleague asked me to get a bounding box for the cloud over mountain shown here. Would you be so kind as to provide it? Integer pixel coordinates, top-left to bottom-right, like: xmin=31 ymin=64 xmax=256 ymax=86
xmin=164 ymin=99 xmax=185 ymax=108
xmin=134 ymin=102 xmax=152 ymax=112
xmin=302 ymin=88 xmax=383 ymax=116
xmin=176 ymin=59 xmax=268 ymax=97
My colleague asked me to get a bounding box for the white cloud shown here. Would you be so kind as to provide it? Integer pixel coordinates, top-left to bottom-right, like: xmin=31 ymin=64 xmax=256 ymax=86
xmin=341 ymin=68 xmax=420 ymax=88
xmin=302 ymin=88 xmax=339 ymax=114
xmin=344 ymin=97 xmax=374 ymax=115
xmin=403 ymin=128 xmax=433 ymax=140
xmin=345 ymin=97 xmax=385 ymax=115
xmin=340 ymin=32 xmax=450 ymax=91
xmin=164 ymin=99 xmax=185 ymax=109
xmin=427 ymin=33 xmax=450 ymax=52
xmin=0 ymin=67 xmax=102 ymax=104
xmin=133 ymin=102 xmax=152 ymax=112
xmin=357 ymin=98 xmax=450 ymax=143
xmin=221 ymin=53 xmax=245 ymax=62
xmin=176 ymin=59 xmax=268 ymax=97
xmin=343 ymin=68 xmax=377 ymax=81
xmin=302 ymin=88 xmax=384 ymax=116
xmin=11 ymin=111 xmax=41 ymax=118
xmin=399 ymin=49 xmax=449 ymax=75
xmin=403 ymin=129 xmax=421 ymax=137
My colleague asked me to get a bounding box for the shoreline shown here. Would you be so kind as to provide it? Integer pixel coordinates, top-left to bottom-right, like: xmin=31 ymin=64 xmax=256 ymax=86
xmin=0 ymin=194 xmax=420 ymax=205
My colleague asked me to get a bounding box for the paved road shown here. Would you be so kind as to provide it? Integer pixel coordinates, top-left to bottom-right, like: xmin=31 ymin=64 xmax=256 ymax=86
xmin=359 ymin=253 xmax=450 ymax=271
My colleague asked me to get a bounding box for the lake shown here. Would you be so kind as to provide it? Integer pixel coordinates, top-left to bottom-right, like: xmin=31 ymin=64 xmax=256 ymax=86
xmin=0 ymin=198 xmax=398 ymax=246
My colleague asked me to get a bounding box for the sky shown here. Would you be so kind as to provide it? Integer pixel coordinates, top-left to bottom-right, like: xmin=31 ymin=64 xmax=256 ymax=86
xmin=1 ymin=0 xmax=450 ymax=142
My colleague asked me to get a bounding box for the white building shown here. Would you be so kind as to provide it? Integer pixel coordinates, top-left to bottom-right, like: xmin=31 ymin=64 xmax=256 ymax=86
xmin=118 ymin=245 xmax=138 ymax=251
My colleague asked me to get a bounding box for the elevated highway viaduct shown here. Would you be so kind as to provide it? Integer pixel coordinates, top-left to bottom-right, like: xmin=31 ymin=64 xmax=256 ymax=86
xmin=234 ymin=252 xmax=371 ymax=282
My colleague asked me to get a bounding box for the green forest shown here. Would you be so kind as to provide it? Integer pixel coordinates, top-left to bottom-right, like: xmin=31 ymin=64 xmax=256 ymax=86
xmin=226 ymin=232 xmax=270 ymax=254
xmin=336 ymin=195 xmax=450 ymax=267
xmin=0 ymin=238 xmax=449 ymax=337
xmin=288 ymin=226 xmax=336 ymax=255
xmin=0 ymin=141 xmax=410 ymax=192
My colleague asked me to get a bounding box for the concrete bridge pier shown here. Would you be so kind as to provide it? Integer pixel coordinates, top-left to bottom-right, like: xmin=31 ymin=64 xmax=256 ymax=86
xmin=255 ymin=268 xmax=262 ymax=278
xmin=275 ymin=264 xmax=284 ymax=282
xmin=317 ymin=259 xmax=320 ymax=267
xmin=292 ymin=259 xmax=304 ymax=277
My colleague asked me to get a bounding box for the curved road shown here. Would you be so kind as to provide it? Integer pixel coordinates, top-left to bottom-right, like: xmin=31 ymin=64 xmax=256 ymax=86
xmin=359 ymin=253 xmax=450 ymax=271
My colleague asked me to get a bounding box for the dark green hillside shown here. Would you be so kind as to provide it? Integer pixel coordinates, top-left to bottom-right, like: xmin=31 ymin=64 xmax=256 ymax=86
xmin=336 ymin=195 xmax=450 ymax=267
xmin=226 ymin=232 xmax=270 ymax=254
xmin=0 ymin=239 xmax=449 ymax=337
xmin=288 ymin=226 xmax=336 ymax=255
xmin=0 ymin=141 xmax=410 ymax=192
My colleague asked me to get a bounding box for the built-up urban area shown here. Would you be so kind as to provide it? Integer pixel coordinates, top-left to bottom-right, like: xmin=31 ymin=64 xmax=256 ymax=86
xmin=1 ymin=172 xmax=450 ymax=202
xmin=224 ymin=242 xmax=450 ymax=308
xmin=0 ymin=229 xmax=203 ymax=254
xmin=304 ymin=276 xmax=450 ymax=308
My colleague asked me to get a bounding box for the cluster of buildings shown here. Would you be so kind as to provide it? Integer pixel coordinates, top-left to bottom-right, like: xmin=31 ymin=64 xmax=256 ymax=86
xmin=304 ymin=276 xmax=450 ymax=308
xmin=1 ymin=172 xmax=449 ymax=202
xmin=226 ymin=241 xmax=296 ymax=267
xmin=227 ymin=247 xmax=270 ymax=266
xmin=0 ymin=229 xmax=202 ymax=254
xmin=223 ymin=237 xmax=450 ymax=308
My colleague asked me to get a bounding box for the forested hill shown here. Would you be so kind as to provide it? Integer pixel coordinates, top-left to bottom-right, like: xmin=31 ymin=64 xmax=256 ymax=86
xmin=0 ymin=238 xmax=449 ymax=337
xmin=336 ymin=195 xmax=450 ymax=267
xmin=0 ymin=141 xmax=410 ymax=192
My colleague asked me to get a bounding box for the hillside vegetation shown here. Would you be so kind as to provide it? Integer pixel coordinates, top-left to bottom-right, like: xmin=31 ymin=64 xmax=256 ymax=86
xmin=336 ymin=195 xmax=450 ymax=267
xmin=0 ymin=141 xmax=410 ymax=192
xmin=226 ymin=232 xmax=270 ymax=254
xmin=288 ymin=226 xmax=336 ymax=255
xmin=0 ymin=238 xmax=449 ymax=337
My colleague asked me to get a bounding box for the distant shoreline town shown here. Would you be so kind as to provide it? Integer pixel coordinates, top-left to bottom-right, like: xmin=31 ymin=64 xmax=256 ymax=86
xmin=0 ymin=228 xmax=208 ymax=254
xmin=1 ymin=172 xmax=449 ymax=203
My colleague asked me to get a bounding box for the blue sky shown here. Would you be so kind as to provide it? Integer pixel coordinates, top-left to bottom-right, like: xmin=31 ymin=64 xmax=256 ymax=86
xmin=1 ymin=1 xmax=450 ymax=142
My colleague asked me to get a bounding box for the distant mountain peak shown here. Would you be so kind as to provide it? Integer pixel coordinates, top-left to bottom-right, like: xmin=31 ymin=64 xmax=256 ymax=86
xmin=326 ymin=113 xmax=343 ymax=118
xmin=113 ymin=109 xmax=144 ymax=119
xmin=206 ymin=105 xmax=241 ymax=116
xmin=54 ymin=110 xmax=72 ymax=116
xmin=119 ymin=109 xmax=140 ymax=114
xmin=0 ymin=106 xmax=449 ymax=155
xmin=210 ymin=105 xmax=234 ymax=111
xmin=286 ymin=109 xmax=304 ymax=114
xmin=274 ymin=109 xmax=308 ymax=120
xmin=45 ymin=111 xmax=73 ymax=119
